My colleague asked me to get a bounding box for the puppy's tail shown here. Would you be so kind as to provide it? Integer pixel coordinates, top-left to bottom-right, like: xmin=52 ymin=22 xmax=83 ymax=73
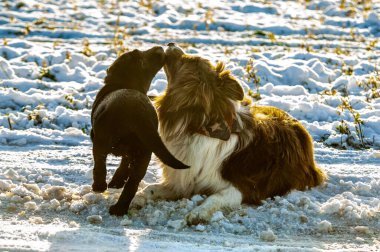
xmin=134 ymin=126 xmax=190 ymax=170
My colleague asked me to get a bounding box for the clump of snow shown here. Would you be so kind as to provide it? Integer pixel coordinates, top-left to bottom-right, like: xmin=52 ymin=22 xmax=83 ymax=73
xmin=5 ymin=169 xmax=19 ymax=180
xmin=260 ymin=229 xmax=277 ymax=242
xmin=0 ymin=180 xmax=12 ymax=191
xmin=24 ymin=201 xmax=38 ymax=211
xmin=321 ymin=198 xmax=341 ymax=214
xmin=78 ymin=185 xmax=93 ymax=196
xmin=10 ymin=195 xmax=24 ymax=203
xmin=0 ymin=58 xmax=15 ymax=79
xmin=87 ymin=215 xmax=103 ymax=224
xmin=69 ymin=221 xmax=80 ymax=228
xmin=83 ymin=192 xmax=103 ymax=205
xmin=317 ymin=220 xmax=333 ymax=233
xmin=366 ymin=12 xmax=380 ymax=26
xmin=120 ymin=218 xmax=133 ymax=226
xmin=29 ymin=217 xmax=44 ymax=224
xmin=370 ymin=152 xmax=380 ymax=159
xmin=70 ymin=201 xmax=86 ymax=213
xmin=195 ymin=224 xmax=206 ymax=232
xmin=167 ymin=219 xmax=186 ymax=231
xmin=147 ymin=209 xmax=166 ymax=226
xmin=190 ymin=195 xmax=204 ymax=205
xmin=12 ymin=185 xmax=37 ymax=198
xmin=23 ymin=183 xmax=41 ymax=195
xmin=210 ymin=211 xmax=225 ymax=222
xmin=42 ymin=186 xmax=66 ymax=200
xmin=354 ymin=226 xmax=370 ymax=234
xmin=49 ymin=199 xmax=61 ymax=210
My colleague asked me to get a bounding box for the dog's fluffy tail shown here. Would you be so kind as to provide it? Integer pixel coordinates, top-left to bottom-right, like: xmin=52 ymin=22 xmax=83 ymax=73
xmin=134 ymin=126 xmax=190 ymax=170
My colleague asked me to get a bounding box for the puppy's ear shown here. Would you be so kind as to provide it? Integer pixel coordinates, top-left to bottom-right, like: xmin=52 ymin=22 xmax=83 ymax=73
xmin=221 ymin=77 xmax=244 ymax=101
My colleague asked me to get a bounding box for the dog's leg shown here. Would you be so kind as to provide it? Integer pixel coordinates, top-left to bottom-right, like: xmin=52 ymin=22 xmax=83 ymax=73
xmin=108 ymin=156 xmax=130 ymax=189
xmin=186 ymin=185 xmax=242 ymax=225
xmin=109 ymin=152 xmax=151 ymax=216
xmin=131 ymin=183 xmax=179 ymax=209
xmin=92 ymin=145 xmax=108 ymax=193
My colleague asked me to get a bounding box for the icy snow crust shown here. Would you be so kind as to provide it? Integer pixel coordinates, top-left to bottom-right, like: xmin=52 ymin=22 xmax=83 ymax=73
xmin=0 ymin=0 xmax=379 ymax=251
xmin=0 ymin=146 xmax=379 ymax=251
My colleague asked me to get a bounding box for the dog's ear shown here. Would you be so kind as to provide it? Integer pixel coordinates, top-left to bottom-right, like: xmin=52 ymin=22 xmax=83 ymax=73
xmin=216 ymin=63 xmax=244 ymax=101
xmin=221 ymin=77 xmax=244 ymax=101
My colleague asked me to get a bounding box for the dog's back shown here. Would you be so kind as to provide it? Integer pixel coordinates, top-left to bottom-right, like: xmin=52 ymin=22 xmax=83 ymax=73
xmin=92 ymin=89 xmax=188 ymax=169
xmin=92 ymin=89 xmax=156 ymax=154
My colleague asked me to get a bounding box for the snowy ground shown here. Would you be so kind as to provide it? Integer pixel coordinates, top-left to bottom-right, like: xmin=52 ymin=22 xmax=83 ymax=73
xmin=0 ymin=0 xmax=379 ymax=251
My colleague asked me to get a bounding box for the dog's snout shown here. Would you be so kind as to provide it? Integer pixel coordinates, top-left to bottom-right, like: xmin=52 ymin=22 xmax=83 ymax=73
xmin=165 ymin=43 xmax=184 ymax=58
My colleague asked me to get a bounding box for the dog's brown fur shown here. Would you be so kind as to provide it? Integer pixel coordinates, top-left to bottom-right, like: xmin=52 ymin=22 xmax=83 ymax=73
xmin=157 ymin=56 xmax=242 ymax=137
xmin=160 ymin=47 xmax=325 ymax=199
xmin=221 ymin=105 xmax=326 ymax=204
xmin=134 ymin=44 xmax=326 ymax=225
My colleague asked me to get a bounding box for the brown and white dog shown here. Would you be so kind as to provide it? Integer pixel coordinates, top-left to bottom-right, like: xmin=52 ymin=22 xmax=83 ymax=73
xmin=133 ymin=43 xmax=326 ymax=225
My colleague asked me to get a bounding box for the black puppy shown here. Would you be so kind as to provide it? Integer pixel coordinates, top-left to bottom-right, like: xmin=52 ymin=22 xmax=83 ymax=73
xmin=91 ymin=46 xmax=189 ymax=216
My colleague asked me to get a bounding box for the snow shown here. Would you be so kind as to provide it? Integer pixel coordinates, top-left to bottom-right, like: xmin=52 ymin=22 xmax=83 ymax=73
xmin=195 ymin=224 xmax=206 ymax=232
xmin=29 ymin=216 xmax=44 ymax=225
xmin=24 ymin=201 xmax=38 ymax=211
xmin=259 ymin=229 xmax=277 ymax=242
xmin=0 ymin=0 xmax=379 ymax=251
xmin=86 ymin=215 xmax=103 ymax=225
xmin=167 ymin=219 xmax=186 ymax=231
xmin=210 ymin=211 xmax=225 ymax=222
xmin=317 ymin=220 xmax=333 ymax=233
xmin=120 ymin=217 xmax=133 ymax=227
xmin=354 ymin=226 xmax=370 ymax=234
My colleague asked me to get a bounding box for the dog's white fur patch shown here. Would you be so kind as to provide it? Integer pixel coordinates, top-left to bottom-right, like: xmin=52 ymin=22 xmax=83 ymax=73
xmin=161 ymin=133 xmax=239 ymax=197
xmin=134 ymin=132 xmax=244 ymax=223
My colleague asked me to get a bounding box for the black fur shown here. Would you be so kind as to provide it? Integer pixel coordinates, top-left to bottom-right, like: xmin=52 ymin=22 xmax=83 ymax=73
xmin=91 ymin=47 xmax=189 ymax=216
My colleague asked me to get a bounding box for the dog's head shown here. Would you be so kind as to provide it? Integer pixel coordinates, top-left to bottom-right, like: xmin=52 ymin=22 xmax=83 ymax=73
xmin=105 ymin=46 xmax=165 ymax=93
xmin=159 ymin=43 xmax=244 ymax=140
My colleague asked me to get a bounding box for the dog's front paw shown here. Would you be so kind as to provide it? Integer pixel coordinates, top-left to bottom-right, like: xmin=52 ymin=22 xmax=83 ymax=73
xmin=185 ymin=206 xmax=213 ymax=226
xmin=130 ymin=194 xmax=147 ymax=209
xmin=109 ymin=204 xmax=128 ymax=216
xmin=92 ymin=181 xmax=107 ymax=193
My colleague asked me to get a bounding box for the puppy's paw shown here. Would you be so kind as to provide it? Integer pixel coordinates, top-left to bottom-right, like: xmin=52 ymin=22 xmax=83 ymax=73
xmin=130 ymin=194 xmax=147 ymax=209
xmin=109 ymin=204 xmax=128 ymax=216
xmin=108 ymin=179 xmax=125 ymax=189
xmin=185 ymin=206 xmax=213 ymax=226
xmin=92 ymin=181 xmax=107 ymax=193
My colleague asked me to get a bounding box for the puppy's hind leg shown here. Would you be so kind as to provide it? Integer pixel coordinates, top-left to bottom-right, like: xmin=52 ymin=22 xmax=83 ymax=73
xmin=108 ymin=156 xmax=130 ymax=189
xmin=109 ymin=152 xmax=151 ymax=216
xmin=92 ymin=143 xmax=108 ymax=193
